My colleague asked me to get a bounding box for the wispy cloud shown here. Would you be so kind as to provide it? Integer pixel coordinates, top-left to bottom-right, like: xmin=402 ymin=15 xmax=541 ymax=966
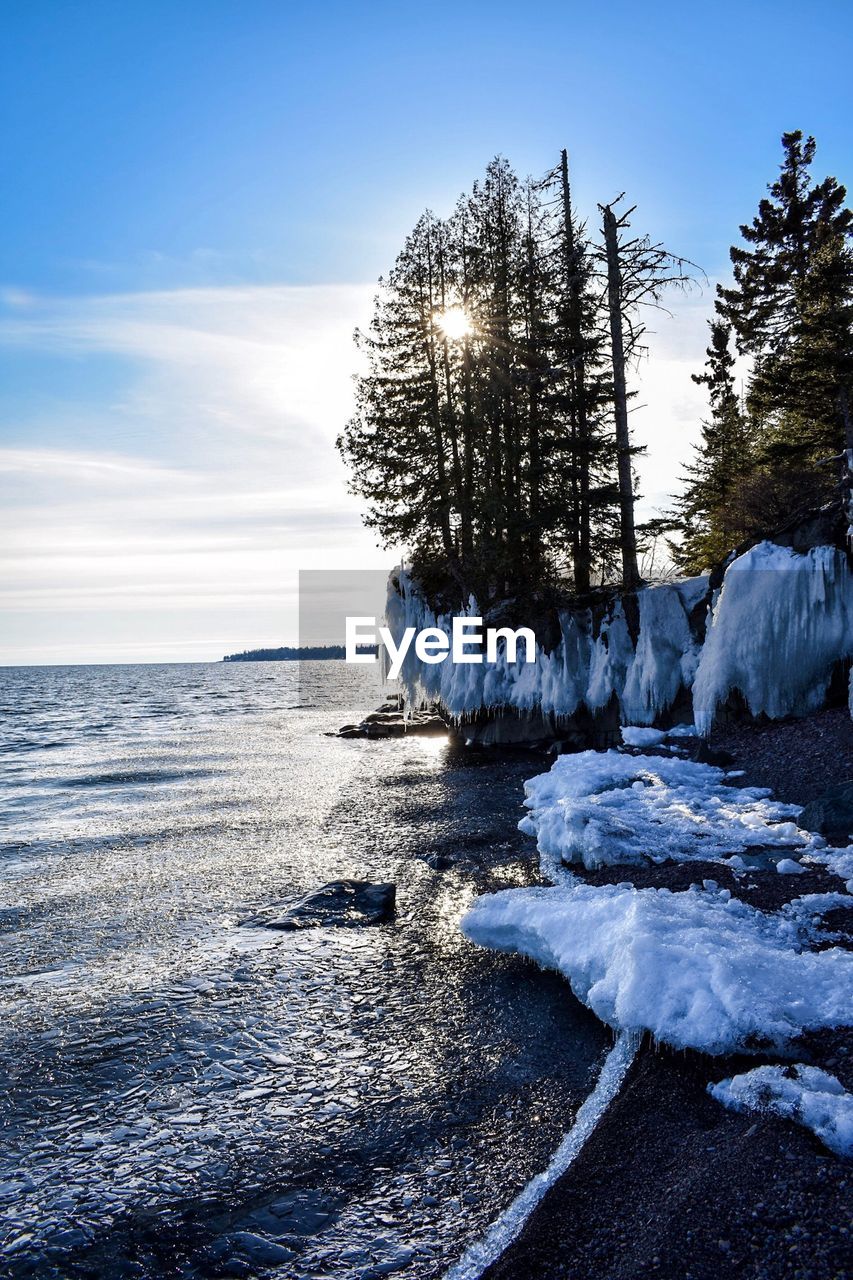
xmin=0 ymin=283 xmax=374 ymax=455
xmin=0 ymin=283 xmax=394 ymax=663
xmin=0 ymin=279 xmax=714 ymax=664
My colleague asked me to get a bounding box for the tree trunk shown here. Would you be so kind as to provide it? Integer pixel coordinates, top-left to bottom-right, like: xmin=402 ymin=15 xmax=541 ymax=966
xmin=421 ymin=247 xmax=455 ymax=563
xmin=560 ymin=151 xmax=591 ymax=594
xmin=602 ymin=203 xmax=641 ymax=590
xmin=525 ymin=193 xmax=542 ymax=577
xmin=840 ymin=383 xmax=853 ymax=452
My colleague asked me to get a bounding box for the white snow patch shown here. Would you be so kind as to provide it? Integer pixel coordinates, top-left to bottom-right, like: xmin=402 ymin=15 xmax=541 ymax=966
xmin=776 ymin=858 xmax=807 ymax=875
xmin=807 ymin=845 xmax=853 ymax=894
xmin=621 ymin=726 xmax=667 ymax=747
xmin=780 ymin=894 xmax=853 ymax=949
xmin=462 ymin=882 xmax=853 ymax=1054
xmin=443 ymin=1033 xmax=637 ymax=1280
xmin=519 ymin=750 xmax=810 ymax=874
xmin=710 ymin=1065 xmax=853 ymax=1157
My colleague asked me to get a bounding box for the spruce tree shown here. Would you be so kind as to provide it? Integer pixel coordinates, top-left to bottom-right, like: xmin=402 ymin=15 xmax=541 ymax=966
xmin=338 ymin=154 xmax=686 ymax=604
xmin=338 ymin=212 xmax=461 ymax=578
xmin=670 ymin=321 xmax=753 ymax=571
xmin=544 ymin=151 xmax=618 ymax=592
xmin=717 ymin=131 xmax=853 ymax=463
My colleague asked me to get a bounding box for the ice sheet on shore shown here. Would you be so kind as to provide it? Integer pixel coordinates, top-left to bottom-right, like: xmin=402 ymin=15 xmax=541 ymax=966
xmin=464 ymin=741 xmax=853 ymax=1056
xmin=518 ymin=749 xmax=810 ymax=874
xmin=709 ymin=1064 xmax=853 ymax=1156
xmin=462 ymin=882 xmax=853 ymax=1054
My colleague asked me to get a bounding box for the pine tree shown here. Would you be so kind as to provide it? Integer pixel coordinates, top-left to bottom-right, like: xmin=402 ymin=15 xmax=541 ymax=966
xmin=338 ymin=159 xmax=558 ymax=602
xmin=337 ymin=155 xmax=688 ymax=604
xmin=670 ymin=321 xmax=753 ymax=571
xmin=465 ymin=158 xmax=526 ymax=588
xmin=543 ymin=151 xmax=617 ymax=592
xmin=717 ymin=131 xmax=853 ymax=463
xmin=338 ymin=212 xmax=461 ymax=579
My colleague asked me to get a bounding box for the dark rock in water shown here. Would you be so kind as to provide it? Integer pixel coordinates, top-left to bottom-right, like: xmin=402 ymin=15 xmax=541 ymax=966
xmin=337 ymin=708 xmax=448 ymax=739
xmin=800 ymin=781 xmax=853 ymax=839
xmin=369 ymin=719 xmax=407 ymax=737
xmin=243 ymin=880 xmax=396 ymax=930
xmin=406 ymin=712 xmax=449 ymax=736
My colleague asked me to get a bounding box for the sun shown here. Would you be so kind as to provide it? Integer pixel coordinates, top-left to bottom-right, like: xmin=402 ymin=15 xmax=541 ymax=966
xmin=435 ymin=306 xmax=473 ymax=341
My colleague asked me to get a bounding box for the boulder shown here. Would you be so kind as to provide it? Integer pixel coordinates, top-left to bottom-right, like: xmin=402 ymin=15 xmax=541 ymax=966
xmin=404 ymin=712 xmax=448 ymax=736
xmin=243 ymin=880 xmax=396 ymax=931
xmin=799 ymin=781 xmax=853 ymax=839
xmin=365 ymin=719 xmax=406 ymax=737
xmin=337 ymin=708 xmax=447 ymax=738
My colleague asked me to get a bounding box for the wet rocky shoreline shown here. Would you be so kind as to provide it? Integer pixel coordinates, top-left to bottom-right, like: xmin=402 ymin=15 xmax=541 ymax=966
xmin=478 ymin=705 xmax=853 ymax=1279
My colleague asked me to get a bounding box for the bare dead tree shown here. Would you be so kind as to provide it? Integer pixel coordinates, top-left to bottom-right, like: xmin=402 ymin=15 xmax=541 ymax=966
xmin=598 ymin=197 xmax=699 ymax=589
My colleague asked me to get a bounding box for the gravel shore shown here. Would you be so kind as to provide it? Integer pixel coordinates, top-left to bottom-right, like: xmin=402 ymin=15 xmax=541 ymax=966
xmin=484 ymin=708 xmax=853 ymax=1280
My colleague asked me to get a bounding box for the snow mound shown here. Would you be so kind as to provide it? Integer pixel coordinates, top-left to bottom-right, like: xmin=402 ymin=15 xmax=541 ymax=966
xmin=710 ymin=1065 xmax=853 ymax=1157
xmin=462 ymin=882 xmax=853 ymax=1054
xmin=693 ymin=542 xmax=853 ymax=734
xmin=620 ymin=723 xmax=700 ymax=747
xmin=518 ymin=750 xmax=809 ymax=873
xmin=620 ymin=726 xmax=667 ymax=747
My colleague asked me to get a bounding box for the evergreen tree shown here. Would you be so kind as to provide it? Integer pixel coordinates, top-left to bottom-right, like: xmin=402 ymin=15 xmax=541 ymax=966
xmin=338 ymin=160 xmax=553 ymax=601
xmin=339 ymin=212 xmax=461 ymax=578
xmin=464 ymin=158 xmax=527 ymax=587
xmin=337 ymin=155 xmax=688 ymax=604
xmin=543 ymin=151 xmax=618 ymax=591
xmin=717 ymin=131 xmax=853 ymax=462
xmin=670 ymin=321 xmax=753 ymax=571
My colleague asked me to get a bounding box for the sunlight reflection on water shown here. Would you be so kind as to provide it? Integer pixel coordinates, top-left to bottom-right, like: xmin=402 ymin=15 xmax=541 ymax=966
xmin=0 ymin=661 xmax=608 ymax=1279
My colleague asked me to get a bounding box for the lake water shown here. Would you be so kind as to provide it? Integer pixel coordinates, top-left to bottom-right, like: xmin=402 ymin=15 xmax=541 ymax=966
xmin=0 ymin=660 xmax=608 ymax=1279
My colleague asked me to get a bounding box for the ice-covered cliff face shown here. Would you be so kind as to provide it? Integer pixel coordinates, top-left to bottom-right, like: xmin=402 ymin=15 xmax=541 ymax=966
xmin=692 ymin=541 xmax=853 ymax=732
xmin=386 ymin=539 xmax=853 ymax=733
xmin=384 ymin=571 xmax=707 ymax=726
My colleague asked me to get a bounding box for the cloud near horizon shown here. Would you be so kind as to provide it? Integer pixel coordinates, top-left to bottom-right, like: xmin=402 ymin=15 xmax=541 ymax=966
xmin=0 ymin=281 xmax=712 ymax=665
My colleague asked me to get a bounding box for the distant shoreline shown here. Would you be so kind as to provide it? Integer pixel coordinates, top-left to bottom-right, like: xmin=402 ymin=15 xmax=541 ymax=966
xmin=222 ymin=645 xmax=377 ymax=662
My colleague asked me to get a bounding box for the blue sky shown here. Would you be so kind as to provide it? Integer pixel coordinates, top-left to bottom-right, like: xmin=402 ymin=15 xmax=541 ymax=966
xmin=1 ymin=1 xmax=852 ymax=662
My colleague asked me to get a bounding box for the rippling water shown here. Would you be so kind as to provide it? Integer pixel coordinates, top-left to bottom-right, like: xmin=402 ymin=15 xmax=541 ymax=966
xmin=0 ymin=661 xmax=608 ymax=1279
